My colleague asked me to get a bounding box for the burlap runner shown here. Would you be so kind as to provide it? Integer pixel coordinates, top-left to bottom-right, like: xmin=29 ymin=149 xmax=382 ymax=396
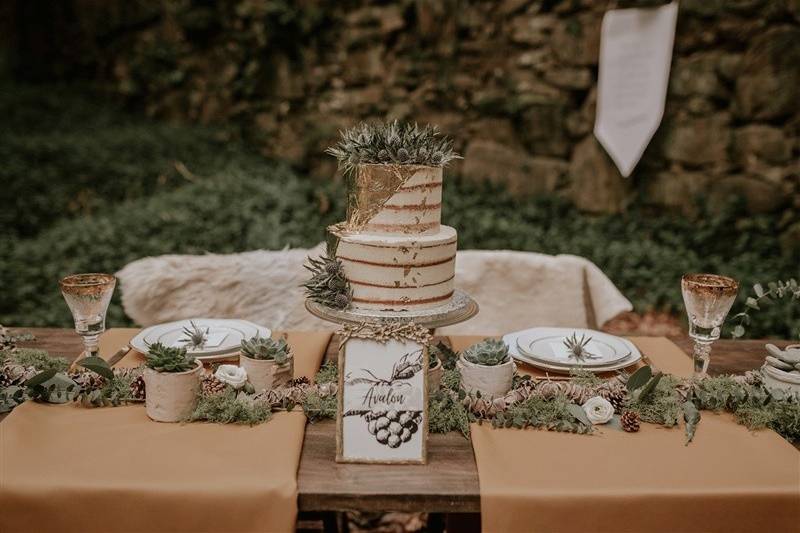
xmin=0 ymin=328 xmax=331 ymax=533
xmin=450 ymin=335 xmax=800 ymax=533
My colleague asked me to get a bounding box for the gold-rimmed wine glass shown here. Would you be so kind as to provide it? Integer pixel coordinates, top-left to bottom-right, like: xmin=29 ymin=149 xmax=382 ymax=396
xmin=681 ymin=273 xmax=739 ymax=377
xmin=59 ymin=273 xmax=116 ymax=363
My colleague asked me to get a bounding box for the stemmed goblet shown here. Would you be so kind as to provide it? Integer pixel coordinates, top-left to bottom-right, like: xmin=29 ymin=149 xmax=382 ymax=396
xmin=59 ymin=273 xmax=116 ymax=363
xmin=681 ymin=273 xmax=739 ymax=377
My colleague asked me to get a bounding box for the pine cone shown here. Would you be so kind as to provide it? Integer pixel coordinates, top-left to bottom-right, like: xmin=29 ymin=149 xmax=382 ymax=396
xmin=288 ymin=376 xmax=310 ymax=388
xmin=69 ymin=370 xmax=107 ymax=393
xmin=200 ymin=374 xmax=227 ymax=396
xmin=1 ymin=362 xmax=38 ymax=386
xmin=129 ymin=376 xmax=146 ymax=401
xmin=621 ymin=410 xmax=640 ymax=432
xmin=600 ymin=386 xmax=627 ymax=413
xmin=0 ymin=369 xmax=14 ymax=388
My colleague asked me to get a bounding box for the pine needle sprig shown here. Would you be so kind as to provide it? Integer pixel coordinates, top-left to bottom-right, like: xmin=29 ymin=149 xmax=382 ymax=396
xmin=326 ymin=121 xmax=461 ymax=176
xmin=302 ymin=254 xmax=352 ymax=309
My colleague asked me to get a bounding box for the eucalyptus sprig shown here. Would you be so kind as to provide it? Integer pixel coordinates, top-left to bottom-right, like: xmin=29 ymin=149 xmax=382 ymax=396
xmin=731 ymin=279 xmax=800 ymax=339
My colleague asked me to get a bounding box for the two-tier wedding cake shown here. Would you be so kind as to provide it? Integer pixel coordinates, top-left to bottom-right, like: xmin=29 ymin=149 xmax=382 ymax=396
xmin=304 ymin=122 xmax=460 ymax=312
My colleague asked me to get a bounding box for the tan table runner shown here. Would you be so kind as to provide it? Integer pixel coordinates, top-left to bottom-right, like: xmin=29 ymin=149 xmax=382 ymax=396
xmin=0 ymin=328 xmax=331 ymax=533
xmin=450 ymin=335 xmax=800 ymax=533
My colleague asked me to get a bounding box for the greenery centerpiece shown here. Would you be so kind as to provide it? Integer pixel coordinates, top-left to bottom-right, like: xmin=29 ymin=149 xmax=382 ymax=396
xmin=142 ymin=342 xmax=202 ymax=423
xmin=239 ymin=336 xmax=294 ymax=392
xmin=457 ymin=339 xmax=515 ymax=398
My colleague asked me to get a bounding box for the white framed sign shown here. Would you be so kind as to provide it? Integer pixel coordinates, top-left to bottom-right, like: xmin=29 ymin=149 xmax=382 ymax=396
xmin=336 ymin=324 xmax=429 ymax=464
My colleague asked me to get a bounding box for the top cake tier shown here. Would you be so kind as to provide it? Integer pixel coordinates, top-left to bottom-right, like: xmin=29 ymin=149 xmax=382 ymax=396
xmin=346 ymin=164 xmax=442 ymax=235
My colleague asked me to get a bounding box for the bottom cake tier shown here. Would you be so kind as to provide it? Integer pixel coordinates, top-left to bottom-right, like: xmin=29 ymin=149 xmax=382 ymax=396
xmin=330 ymin=225 xmax=457 ymax=311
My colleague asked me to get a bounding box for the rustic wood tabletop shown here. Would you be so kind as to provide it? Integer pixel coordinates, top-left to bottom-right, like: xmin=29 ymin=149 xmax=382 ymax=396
xmin=4 ymin=328 xmax=789 ymax=514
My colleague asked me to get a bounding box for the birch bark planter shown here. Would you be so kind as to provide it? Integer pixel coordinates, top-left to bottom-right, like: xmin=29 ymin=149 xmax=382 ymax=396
xmin=143 ymin=361 xmax=202 ymax=423
xmin=428 ymin=358 xmax=443 ymax=393
xmin=239 ymin=354 xmax=293 ymax=392
xmin=456 ymin=356 xmax=514 ymax=398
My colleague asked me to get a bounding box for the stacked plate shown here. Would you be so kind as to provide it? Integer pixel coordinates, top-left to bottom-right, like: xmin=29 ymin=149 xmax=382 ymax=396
xmin=130 ymin=319 xmax=271 ymax=362
xmin=502 ymin=327 xmax=641 ymax=374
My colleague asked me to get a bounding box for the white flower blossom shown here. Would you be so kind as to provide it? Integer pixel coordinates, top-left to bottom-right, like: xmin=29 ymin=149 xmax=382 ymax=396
xmin=214 ymin=364 xmax=248 ymax=390
xmin=582 ymin=396 xmax=614 ymax=425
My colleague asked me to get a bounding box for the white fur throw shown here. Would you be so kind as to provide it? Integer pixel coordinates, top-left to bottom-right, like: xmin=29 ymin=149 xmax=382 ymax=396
xmin=117 ymin=246 xmax=632 ymax=334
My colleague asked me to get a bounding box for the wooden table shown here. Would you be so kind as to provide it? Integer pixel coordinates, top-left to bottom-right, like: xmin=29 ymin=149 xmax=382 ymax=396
xmin=4 ymin=328 xmax=787 ymax=515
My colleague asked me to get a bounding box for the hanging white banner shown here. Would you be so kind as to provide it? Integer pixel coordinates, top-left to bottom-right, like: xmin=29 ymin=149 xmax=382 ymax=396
xmin=594 ymin=1 xmax=678 ymax=177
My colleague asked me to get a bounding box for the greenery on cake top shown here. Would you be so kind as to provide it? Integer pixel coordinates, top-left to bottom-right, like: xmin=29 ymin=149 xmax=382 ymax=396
xmin=326 ymin=121 xmax=461 ymax=176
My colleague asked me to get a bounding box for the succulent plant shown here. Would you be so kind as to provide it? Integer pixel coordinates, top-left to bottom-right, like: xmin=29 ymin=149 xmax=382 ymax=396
xmin=463 ymin=339 xmax=510 ymax=366
xmin=240 ymin=336 xmax=291 ymax=365
xmin=326 ymin=121 xmax=461 ymax=176
xmin=181 ymin=321 xmax=208 ymax=349
xmin=144 ymin=343 xmax=197 ymax=373
xmin=302 ymin=254 xmax=352 ymax=309
xmin=563 ymin=333 xmax=600 ymax=362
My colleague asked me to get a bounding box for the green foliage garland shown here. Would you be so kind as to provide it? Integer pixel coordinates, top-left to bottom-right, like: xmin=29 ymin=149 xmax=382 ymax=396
xmin=190 ymin=389 xmax=272 ymax=425
xmin=428 ymin=390 xmax=470 ymax=437
xmin=314 ymin=360 xmax=338 ymax=385
xmin=2 ymin=332 xmax=798 ymax=443
xmin=2 ymin=348 xmax=69 ymax=373
xmin=490 ymin=395 xmax=592 ymax=434
xmin=302 ymin=389 xmax=337 ymax=423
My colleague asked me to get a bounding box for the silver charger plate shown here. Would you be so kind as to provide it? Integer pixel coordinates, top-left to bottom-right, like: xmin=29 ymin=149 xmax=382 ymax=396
xmin=503 ymin=327 xmax=641 ymax=374
xmin=130 ymin=318 xmax=270 ymax=361
xmin=305 ymin=288 xmax=479 ymax=329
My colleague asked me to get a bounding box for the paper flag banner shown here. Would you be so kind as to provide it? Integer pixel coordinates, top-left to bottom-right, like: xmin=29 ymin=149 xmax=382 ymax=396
xmin=594 ymin=1 xmax=678 ymax=177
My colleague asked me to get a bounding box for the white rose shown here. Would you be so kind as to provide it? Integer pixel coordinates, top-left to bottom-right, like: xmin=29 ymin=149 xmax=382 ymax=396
xmin=214 ymin=364 xmax=248 ymax=390
xmin=582 ymin=396 xmax=614 ymax=425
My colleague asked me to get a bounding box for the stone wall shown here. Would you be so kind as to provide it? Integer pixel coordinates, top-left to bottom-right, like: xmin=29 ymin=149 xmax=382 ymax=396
xmin=8 ymin=0 xmax=799 ymax=220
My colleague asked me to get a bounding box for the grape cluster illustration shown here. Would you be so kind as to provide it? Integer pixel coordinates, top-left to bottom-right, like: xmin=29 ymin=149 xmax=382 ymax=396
xmin=365 ymin=409 xmax=422 ymax=448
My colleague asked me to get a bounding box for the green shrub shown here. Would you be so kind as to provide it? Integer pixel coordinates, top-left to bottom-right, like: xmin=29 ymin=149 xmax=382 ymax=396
xmin=0 ymin=166 xmax=343 ymax=327
xmin=0 ymin=83 xmax=259 ymax=238
xmin=3 ymin=84 xmax=797 ymax=339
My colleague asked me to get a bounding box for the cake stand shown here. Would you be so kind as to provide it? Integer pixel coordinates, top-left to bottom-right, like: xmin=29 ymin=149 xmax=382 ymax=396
xmin=305 ymin=288 xmax=479 ymax=329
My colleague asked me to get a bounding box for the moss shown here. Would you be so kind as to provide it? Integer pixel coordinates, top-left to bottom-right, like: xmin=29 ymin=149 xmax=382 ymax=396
xmin=428 ymin=390 xmax=470 ymax=437
xmin=6 ymin=348 xmax=69 ymax=373
xmin=302 ymin=390 xmax=337 ymax=422
xmin=314 ymin=361 xmax=338 ymax=385
xmin=190 ymin=390 xmax=272 ymax=425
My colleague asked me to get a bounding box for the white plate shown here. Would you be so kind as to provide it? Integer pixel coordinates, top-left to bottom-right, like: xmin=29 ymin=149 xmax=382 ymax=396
xmin=503 ymin=328 xmax=641 ymax=374
xmin=515 ymin=328 xmax=631 ymax=367
xmin=131 ymin=319 xmax=270 ymax=360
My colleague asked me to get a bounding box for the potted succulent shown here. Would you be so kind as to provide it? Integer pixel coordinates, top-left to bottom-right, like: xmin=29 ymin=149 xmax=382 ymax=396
xmin=142 ymin=342 xmax=202 ymax=422
xmin=239 ymin=336 xmax=293 ymax=392
xmin=457 ymin=339 xmax=515 ymax=398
